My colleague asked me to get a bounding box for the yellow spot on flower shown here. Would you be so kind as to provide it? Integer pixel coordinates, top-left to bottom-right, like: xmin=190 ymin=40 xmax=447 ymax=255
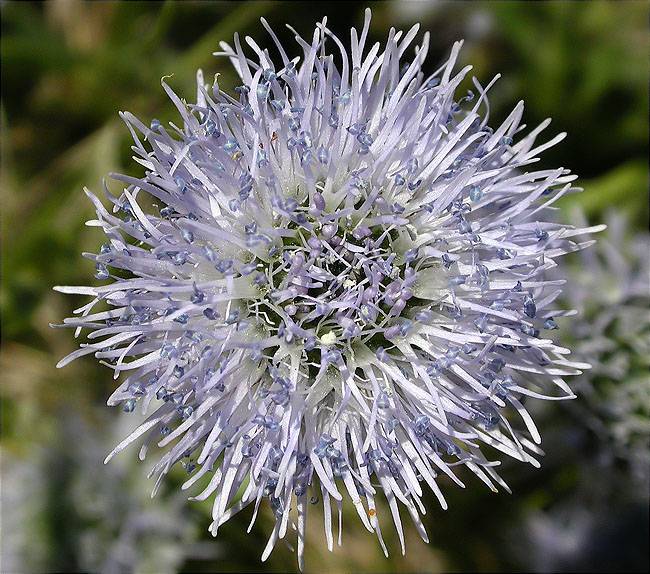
xmin=320 ymin=331 xmax=336 ymax=346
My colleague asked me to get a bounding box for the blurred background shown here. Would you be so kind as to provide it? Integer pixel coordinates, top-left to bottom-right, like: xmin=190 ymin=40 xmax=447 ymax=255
xmin=1 ymin=1 xmax=648 ymax=572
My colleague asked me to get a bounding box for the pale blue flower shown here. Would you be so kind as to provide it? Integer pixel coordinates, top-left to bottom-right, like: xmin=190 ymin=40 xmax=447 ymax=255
xmin=54 ymin=9 xmax=600 ymax=567
xmin=557 ymin=210 xmax=650 ymax=478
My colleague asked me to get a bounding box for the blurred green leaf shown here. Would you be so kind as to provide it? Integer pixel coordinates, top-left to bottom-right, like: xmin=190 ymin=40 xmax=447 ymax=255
xmin=557 ymin=160 xmax=648 ymax=226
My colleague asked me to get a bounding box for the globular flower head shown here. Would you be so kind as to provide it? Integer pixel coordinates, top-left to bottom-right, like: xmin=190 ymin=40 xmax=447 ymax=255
xmin=556 ymin=210 xmax=650 ymax=478
xmin=54 ymin=9 xmax=600 ymax=567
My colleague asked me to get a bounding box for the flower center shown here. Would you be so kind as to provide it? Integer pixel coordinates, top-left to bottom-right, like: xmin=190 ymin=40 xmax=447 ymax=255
xmin=249 ymin=209 xmax=422 ymax=350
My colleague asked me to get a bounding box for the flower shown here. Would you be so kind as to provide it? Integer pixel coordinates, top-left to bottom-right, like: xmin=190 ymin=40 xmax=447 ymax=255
xmin=54 ymin=9 xmax=600 ymax=568
xmin=555 ymin=210 xmax=650 ymax=479
xmin=502 ymin=212 xmax=650 ymax=572
xmin=2 ymin=412 xmax=200 ymax=574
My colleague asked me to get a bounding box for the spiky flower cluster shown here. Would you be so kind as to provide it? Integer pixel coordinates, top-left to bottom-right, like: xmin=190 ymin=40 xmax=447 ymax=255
xmin=2 ymin=413 xmax=198 ymax=574
xmin=557 ymin=210 xmax=650 ymax=478
xmin=55 ymin=10 xmax=599 ymax=567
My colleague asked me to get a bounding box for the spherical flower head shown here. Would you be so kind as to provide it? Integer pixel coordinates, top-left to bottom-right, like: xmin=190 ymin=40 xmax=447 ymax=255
xmin=557 ymin=210 xmax=650 ymax=478
xmin=54 ymin=9 xmax=601 ymax=568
